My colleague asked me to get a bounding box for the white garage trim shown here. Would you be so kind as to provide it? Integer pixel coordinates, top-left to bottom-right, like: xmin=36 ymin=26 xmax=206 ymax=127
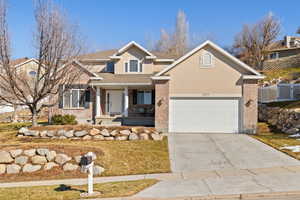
xmin=169 ymin=97 xmax=242 ymax=133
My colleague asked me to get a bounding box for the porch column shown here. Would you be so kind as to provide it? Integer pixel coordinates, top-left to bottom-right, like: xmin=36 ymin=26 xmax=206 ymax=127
xmin=124 ymin=87 xmax=129 ymax=117
xmin=96 ymin=86 xmax=101 ymax=117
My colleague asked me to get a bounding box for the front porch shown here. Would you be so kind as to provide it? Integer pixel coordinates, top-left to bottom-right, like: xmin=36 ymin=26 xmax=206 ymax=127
xmin=94 ymin=86 xmax=155 ymax=126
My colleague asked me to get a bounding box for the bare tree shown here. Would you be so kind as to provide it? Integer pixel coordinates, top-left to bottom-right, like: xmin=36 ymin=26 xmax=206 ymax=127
xmin=154 ymin=10 xmax=189 ymax=57
xmin=0 ymin=0 xmax=84 ymax=126
xmin=233 ymin=12 xmax=281 ymax=69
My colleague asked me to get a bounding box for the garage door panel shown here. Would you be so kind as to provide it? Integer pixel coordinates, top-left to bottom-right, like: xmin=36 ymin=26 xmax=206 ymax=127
xmin=169 ymin=98 xmax=240 ymax=133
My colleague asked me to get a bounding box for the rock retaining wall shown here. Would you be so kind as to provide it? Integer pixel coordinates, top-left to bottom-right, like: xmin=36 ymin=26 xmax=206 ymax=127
xmin=17 ymin=126 xmax=164 ymax=141
xmin=258 ymin=104 xmax=300 ymax=134
xmin=0 ymin=148 xmax=104 ymax=175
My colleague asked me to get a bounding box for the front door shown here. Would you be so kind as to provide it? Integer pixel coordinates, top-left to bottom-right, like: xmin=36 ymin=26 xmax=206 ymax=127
xmin=106 ymin=90 xmax=123 ymax=115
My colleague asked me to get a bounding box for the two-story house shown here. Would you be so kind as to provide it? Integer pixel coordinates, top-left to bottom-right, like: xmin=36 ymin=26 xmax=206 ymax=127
xmin=49 ymin=40 xmax=264 ymax=133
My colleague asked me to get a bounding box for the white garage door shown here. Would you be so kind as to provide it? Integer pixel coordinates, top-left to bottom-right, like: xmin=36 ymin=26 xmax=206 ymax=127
xmin=169 ymin=98 xmax=240 ymax=133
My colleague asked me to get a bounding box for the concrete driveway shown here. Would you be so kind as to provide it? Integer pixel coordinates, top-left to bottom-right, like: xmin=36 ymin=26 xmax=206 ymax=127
xmin=168 ymin=133 xmax=300 ymax=173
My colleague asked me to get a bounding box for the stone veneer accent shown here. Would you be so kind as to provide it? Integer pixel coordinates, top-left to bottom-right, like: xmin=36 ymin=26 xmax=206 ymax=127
xmin=243 ymin=79 xmax=258 ymax=134
xmin=154 ymin=80 xmax=169 ymax=132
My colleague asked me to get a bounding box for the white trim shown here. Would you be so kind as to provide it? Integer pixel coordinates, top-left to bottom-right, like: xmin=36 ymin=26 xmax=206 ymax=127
xmin=124 ymin=87 xmax=129 ymax=117
xmin=155 ymin=40 xmax=262 ymax=77
xmin=89 ymin=77 xmax=103 ymax=80
xmin=243 ymin=75 xmax=265 ymax=79
xmin=14 ymin=58 xmax=40 ymax=68
xmin=63 ymin=88 xmax=85 ymax=109
xmin=151 ymin=76 xmax=170 ymax=80
xmin=154 ymin=59 xmax=175 ymax=62
xmin=96 ymin=87 xmax=101 ymax=117
xmin=146 ymin=56 xmax=157 ymax=59
xmin=113 ymin=41 xmax=156 ymax=58
xmin=201 ymin=52 xmax=213 ymax=67
xmin=109 ymin=56 xmax=122 ymax=59
xmin=124 ymin=59 xmax=143 ymax=73
xmin=89 ymin=82 xmax=152 ymax=86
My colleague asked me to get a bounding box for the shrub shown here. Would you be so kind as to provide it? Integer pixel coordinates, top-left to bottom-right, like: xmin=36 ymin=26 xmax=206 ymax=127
xmin=51 ymin=114 xmax=77 ymax=125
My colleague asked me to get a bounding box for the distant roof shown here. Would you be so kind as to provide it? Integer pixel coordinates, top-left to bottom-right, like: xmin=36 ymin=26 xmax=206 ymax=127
xmin=79 ymin=49 xmax=178 ymax=60
xmin=11 ymin=57 xmax=30 ymax=66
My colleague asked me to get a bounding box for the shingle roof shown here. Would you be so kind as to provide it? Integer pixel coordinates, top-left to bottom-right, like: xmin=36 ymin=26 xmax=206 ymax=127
xmin=92 ymin=73 xmax=153 ymax=84
xmin=11 ymin=57 xmax=30 ymax=66
xmin=79 ymin=49 xmax=178 ymax=60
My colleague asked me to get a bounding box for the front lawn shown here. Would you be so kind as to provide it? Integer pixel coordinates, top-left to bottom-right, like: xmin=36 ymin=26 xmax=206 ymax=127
xmin=0 ymin=179 xmax=158 ymax=200
xmin=253 ymin=123 xmax=300 ymax=160
xmin=0 ymin=122 xmax=170 ymax=182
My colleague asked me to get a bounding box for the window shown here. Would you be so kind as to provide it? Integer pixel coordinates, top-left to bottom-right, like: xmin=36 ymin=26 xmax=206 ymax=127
xmin=137 ymin=91 xmax=152 ymax=105
xmin=63 ymin=89 xmax=86 ymax=108
xmin=201 ymin=52 xmax=213 ymax=66
xmin=269 ymin=52 xmax=279 ymax=60
xmin=29 ymin=71 xmax=37 ymax=77
xmin=124 ymin=59 xmax=142 ymax=72
xmin=106 ymin=62 xmax=114 ymax=72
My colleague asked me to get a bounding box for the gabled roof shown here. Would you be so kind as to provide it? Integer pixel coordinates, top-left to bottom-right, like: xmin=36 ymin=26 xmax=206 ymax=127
xmin=13 ymin=58 xmax=39 ymax=68
xmin=112 ymin=41 xmax=156 ymax=58
xmin=155 ymin=40 xmax=264 ymax=78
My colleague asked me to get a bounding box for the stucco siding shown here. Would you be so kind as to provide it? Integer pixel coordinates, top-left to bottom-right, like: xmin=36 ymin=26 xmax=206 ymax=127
xmin=166 ymin=46 xmax=248 ymax=97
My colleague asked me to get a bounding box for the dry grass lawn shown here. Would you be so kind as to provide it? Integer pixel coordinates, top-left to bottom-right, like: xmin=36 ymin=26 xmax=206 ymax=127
xmin=0 ymin=179 xmax=158 ymax=200
xmin=0 ymin=122 xmax=170 ymax=182
xmin=253 ymin=123 xmax=300 ymax=160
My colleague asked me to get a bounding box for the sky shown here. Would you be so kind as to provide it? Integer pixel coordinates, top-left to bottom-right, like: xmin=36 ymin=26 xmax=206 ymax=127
xmin=7 ymin=0 xmax=300 ymax=58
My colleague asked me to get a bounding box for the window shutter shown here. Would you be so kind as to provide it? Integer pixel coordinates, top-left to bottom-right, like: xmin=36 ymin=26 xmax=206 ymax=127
xmin=151 ymin=90 xmax=155 ymax=105
xmin=125 ymin=62 xmax=128 ymax=72
xmin=139 ymin=62 xmax=143 ymax=72
xmin=133 ymin=89 xmax=137 ymax=105
xmin=58 ymin=85 xmax=63 ymax=109
xmin=84 ymin=90 xmax=90 ymax=109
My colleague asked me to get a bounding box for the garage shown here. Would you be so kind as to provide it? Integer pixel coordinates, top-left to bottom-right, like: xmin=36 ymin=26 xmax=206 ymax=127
xmin=169 ymin=97 xmax=240 ymax=133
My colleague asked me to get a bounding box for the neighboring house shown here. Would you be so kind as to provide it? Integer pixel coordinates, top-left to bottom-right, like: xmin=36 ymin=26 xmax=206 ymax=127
xmin=49 ymin=40 xmax=264 ymax=133
xmin=0 ymin=58 xmax=39 ymax=114
xmin=264 ymin=36 xmax=300 ymax=70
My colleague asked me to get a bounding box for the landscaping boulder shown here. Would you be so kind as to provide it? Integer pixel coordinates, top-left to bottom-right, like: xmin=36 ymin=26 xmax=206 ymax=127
xmin=139 ymin=133 xmax=149 ymax=140
xmin=82 ymin=135 xmax=92 ymax=140
xmin=6 ymin=164 xmax=21 ymax=174
xmin=44 ymin=162 xmax=59 ymax=170
xmin=100 ymin=129 xmax=110 ymax=137
xmin=110 ymin=130 xmax=119 ymax=136
xmin=22 ymin=164 xmax=41 ymax=173
xmin=151 ymin=134 xmax=163 ymax=141
xmin=18 ymin=127 xmax=29 ymax=134
xmin=36 ymin=148 xmax=50 ymax=156
xmin=14 ymin=156 xmax=28 ymax=165
xmin=129 ymin=133 xmax=138 ymax=140
xmin=93 ymin=165 xmax=105 ymax=175
xmin=104 ymin=137 xmax=114 ymax=141
xmin=64 ymin=130 xmax=74 ymax=138
xmin=59 ymin=136 xmax=67 ymax=139
xmin=40 ymin=130 xmax=47 ymax=137
xmin=9 ymin=149 xmax=23 ymax=158
xmin=93 ymin=135 xmax=104 ymax=140
xmin=24 ymin=130 xmax=39 ymax=137
xmin=0 ymin=164 xmax=5 ymax=174
xmin=55 ymin=154 xmax=71 ymax=165
xmin=31 ymin=155 xmax=47 ymax=164
xmin=46 ymin=151 xmax=56 ymax=162
xmin=56 ymin=129 xmax=65 ymax=136
xmin=120 ymin=130 xmax=131 ymax=136
xmin=46 ymin=131 xmax=55 ymax=137
xmin=74 ymin=155 xmax=82 ymax=163
xmin=285 ymin=128 xmax=299 ymax=135
xmin=115 ymin=135 xmax=128 ymax=141
xmin=0 ymin=151 xmax=14 ymax=164
xmin=74 ymin=130 xmax=88 ymax=137
xmin=131 ymin=127 xmax=144 ymax=134
xmin=24 ymin=149 xmax=36 ymax=157
xmin=89 ymin=128 xmax=100 ymax=136
xmin=63 ymin=163 xmax=78 ymax=171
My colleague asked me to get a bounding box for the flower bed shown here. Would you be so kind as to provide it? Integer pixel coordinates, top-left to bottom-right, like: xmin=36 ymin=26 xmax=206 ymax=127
xmin=17 ymin=125 xmax=164 ymax=141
